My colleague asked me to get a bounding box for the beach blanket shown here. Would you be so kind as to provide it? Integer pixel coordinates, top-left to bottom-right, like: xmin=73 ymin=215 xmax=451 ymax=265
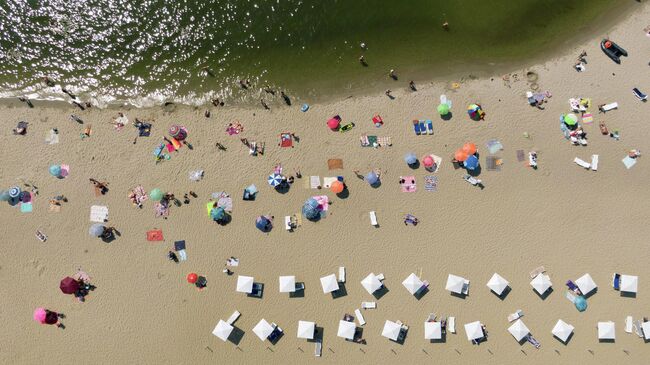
xmin=400 ymin=176 xmax=416 ymax=192
xmin=226 ymin=122 xmax=243 ymax=135
xmin=360 ymin=135 xmax=378 ymax=147
xmin=130 ymin=186 xmax=147 ymax=206
xmin=90 ymin=205 xmax=109 ymax=222
xmin=486 ymin=156 xmax=502 ymax=171
xmin=516 ymin=150 xmax=525 ymax=162
xmin=327 ymin=159 xmax=343 ymax=170
xmin=136 ymin=122 xmax=151 ymax=137
xmin=154 ymin=201 xmax=169 ymax=217
xmin=377 ymin=136 xmax=392 ymax=147
xmin=20 ymin=202 xmax=33 ymax=213
xmin=424 ymin=176 xmax=438 ymax=192
xmin=581 ymin=113 xmax=593 ymax=125
xmin=279 ymin=133 xmax=293 ymax=148
xmin=146 ymin=229 xmax=164 ymax=241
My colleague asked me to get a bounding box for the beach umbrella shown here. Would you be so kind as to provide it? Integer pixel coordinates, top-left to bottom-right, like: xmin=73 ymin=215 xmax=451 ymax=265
xmin=59 ymin=277 xmax=80 ymax=294
xmin=168 ymin=125 xmax=187 ymax=139
xmin=0 ymin=190 xmax=11 ymax=201
xmin=267 ymin=173 xmax=283 ymax=187
xmin=361 ymin=273 xmax=382 ymax=295
xmin=210 ymin=207 xmax=225 ymax=221
xmin=464 ymin=321 xmax=484 ymax=341
xmin=530 ymin=273 xmax=552 ymax=295
xmin=402 ymin=273 xmax=424 ymax=295
xmin=297 ymin=321 xmax=316 ymax=340
xmin=462 ymin=142 xmax=477 ymax=155
xmin=597 ymin=321 xmax=615 ymax=340
xmin=642 ymin=322 xmax=650 ymax=340
xmin=255 ymin=216 xmax=272 ymax=232
xmin=330 ymin=180 xmax=344 ymax=194
xmin=49 ymin=164 xmax=61 ymax=177
xmin=563 ymin=113 xmax=578 ymax=126
xmin=212 ymin=320 xmax=234 ymax=342
xmin=8 ymin=186 xmax=21 ymax=198
xmin=404 ymin=153 xmax=418 ymax=165
xmin=88 ymin=223 xmax=105 ymax=237
xmin=187 ymin=273 xmax=198 ymax=284
xmin=302 ymin=200 xmax=320 ymax=220
xmin=424 ymin=321 xmax=442 ymax=340
xmin=508 ymin=319 xmax=530 ymax=342
xmin=236 ymin=275 xmax=254 ymax=293
xmin=620 ymin=275 xmax=638 ymax=293
xmin=445 ymin=274 xmax=467 ymax=294
xmin=279 ymin=275 xmax=296 ymax=293
xmin=575 ymin=273 xmax=597 ymax=296
xmin=149 ymin=188 xmax=163 ymax=201
xmin=463 ymin=155 xmax=479 ymax=170
xmin=574 ymin=296 xmax=588 ymax=311
xmin=253 ymin=319 xmax=275 ymax=341
xmin=33 ymin=308 xmax=47 ymax=323
xmin=327 ymin=117 xmax=340 ymax=130
xmin=467 ymin=104 xmax=481 ymax=119
xmin=422 ymin=155 xmax=435 ymax=169
xmin=486 ymin=273 xmax=509 ymax=296
xmin=437 ymin=103 xmax=450 ymax=115
xmin=382 ymin=320 xmax=402 ymax=341
xmin=19 ymin=191 xmax=31 ymax=203
xmin=365 ymin=171 xmax=379 ymax=185
xmin=551 ymin=319 xmax=574 ymax=343
xmin=337 ymin=320 xmax=356 ymax=339
xmin=320 ymin=274 xmax=340 ymax=293
xmin=454 ymin=149 xmax=469 ymax=162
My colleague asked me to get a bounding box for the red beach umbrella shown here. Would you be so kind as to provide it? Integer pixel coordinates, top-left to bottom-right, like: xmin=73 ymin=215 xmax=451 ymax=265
xmin=59 ymin=277 xmax=80 ymax=294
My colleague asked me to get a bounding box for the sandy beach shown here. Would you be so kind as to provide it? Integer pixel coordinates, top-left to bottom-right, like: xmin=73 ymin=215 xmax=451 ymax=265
xmin=2 ymin=3 xmax=650 ymax=365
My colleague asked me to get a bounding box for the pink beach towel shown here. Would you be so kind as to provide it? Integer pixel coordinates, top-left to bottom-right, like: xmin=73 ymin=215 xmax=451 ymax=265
xmin=312 ymin=195 xmax=329 ymax=211
xmin=400 ymin=176 xmax=416 ymax=192
xmin=60 ymin=164 xmax=70 ymax=178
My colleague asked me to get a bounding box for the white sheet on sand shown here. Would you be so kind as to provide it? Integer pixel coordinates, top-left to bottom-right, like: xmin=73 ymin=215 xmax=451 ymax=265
xmin=89 ymin=205 xmax=108 ymax=222
xmin=574 ymin=158 xmax=590 ymax=169
xmin=310 ymin=176 xmax=321 ymax=189
xmin=323 ymin=177 xmax=337 ymax=188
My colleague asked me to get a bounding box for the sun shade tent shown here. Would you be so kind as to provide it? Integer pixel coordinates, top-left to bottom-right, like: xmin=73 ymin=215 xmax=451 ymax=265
xmin=361 ymin=273 xmax=383 ymax=295
xmin=551 ymin=319 xmax=574 ymax=343
xmin=620 ymin=275 xmax=638 ymax=293
xmin=279 ymin=276 xmax=296 ymax=293
xmin=530 ymin=273 xmax=552 ymax=295
xmin=297 ymin=321 xmax=315 ymax=340
xmin=424 ymin=321 xmax=442 ymax=339
xmin=597 ymin=321 xmax=615 ymax=340
xmin=445 ymin=274 xmax=467 ymax=294
xmin=486 ymin=273 xmax=509 ymax=296
xmin=382 ymin=320 xmax=402 ymax=341
xmin=464 ymin=321 xmax=484 ymax=341
xmin=253 ymin=319 xmax=275 ymax=341
xmin=575 ymin=274 xmax=597 ymax=296
xmin=320 ymin=274 xmax=340 ymax=293
xmin=402 ymin=273 xmax=424 ymax=295
xmin=236 ymin=275 xmax=254 ymax=293
xmin=508 ymin=319 xmax=530 ymax=342
xmin=212 ymin=320 xmax=234 ymax=342
xmin=337 ymin=320 xmax=356 ymax=339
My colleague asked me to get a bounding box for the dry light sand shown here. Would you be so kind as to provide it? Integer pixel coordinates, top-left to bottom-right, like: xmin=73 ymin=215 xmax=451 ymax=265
xmin=2 ymin=4 xmax=650 ymax=365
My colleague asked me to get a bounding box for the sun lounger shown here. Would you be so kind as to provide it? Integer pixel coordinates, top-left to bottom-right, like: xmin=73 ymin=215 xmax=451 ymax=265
xmin=412 ymin=120 xmax=421 ymax=135
xmin=284 ymin=216 xmax=292 ymax=231
xmin=599 ymin=102 xmax=618 ymax=112
xmin=625 ymin=316 xmax=633 ymax=333
xmin=426 ymin=120 xmax=433 ymax=134
xmin=463 ymin=174 xmax=482 ymax=186
xmin=447 ymin=317 xmax=456 ymax=333
xmin=634 ymin=320 xmax=644 ymax=337
xmin=355 ymin=309 xmax=366 ymax=326
xmin=633 ymin=88 xmax=648 ymax=101
xmin=90 ymin=205 xmax=109 ymax=222
xmin=369 ymin=211 xmax=378 ymax=226
xmin=377 ymin=136 xmax=392 ymax=147
xmin=226 ymin=310 xmax=241 ymax=325
xmin=362 ymin=301 xmax=376 ymax=309
xmin=527 ymin=334 xmax=541 ymax=349
xmin=462 ymin=280 xmax=470 ymax=295
xmin=35 ymin=229 xmax=47 ymax=242
xmin=309 ymin=176 xmax=321 ymax=189
xmin=508 ymin=310 xmax=523 ymax=322
xmin=338 ymin=267 xmax=346 ymax=283
xmin=613 ymin=273 xmax=621 ymax=290
xmin=574 ymin=157 xmax=591 ymax=169
xmin=591 ymin=155 xmax=598 ymax=171
xmin=314 ymin=341 xmax=322 ymax=357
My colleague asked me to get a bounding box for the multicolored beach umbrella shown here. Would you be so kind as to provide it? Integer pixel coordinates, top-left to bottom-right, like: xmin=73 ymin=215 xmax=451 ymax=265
xmin=268 ymin=173 xmax=283 ymax=187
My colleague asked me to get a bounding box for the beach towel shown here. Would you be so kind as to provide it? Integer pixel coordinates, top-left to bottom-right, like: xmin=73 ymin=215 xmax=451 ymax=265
xmin=131 ymin=186 xmax=147 ymax=206
xmin=328 ymin=159 xmax=343 ymax=170
xmin=146 ymin=229 xmax=164 ymax=241
xmin=486 ymin=156 xmax=502 ymax=171
xmin=212 ymin=192 xmax=233 ymax=211
xmin=279 ymin=133 xmax=293 ymax=148
xmin=359 ymin=135 xmax=370 ymax=147
xmin=581 ymin=113 xmax=593 ymax=124
xmin=310 ymin=176 xmax=321 ymax=189
xmin=137 ymin=122 xmax=151 ymax=137
xmin=323 ymin=177 xmax=337 ymax=188
xmin=154 ymin=201 xmax=170 ymax=217
xmin=60 ymin=164 xmax=70 ymax=178
xmin=400 ymin=176 xmax=416 ymax=192
xmin=486 ymin=140 xmax=503 ymax=154
xmin=90 ymin=205 xmax=109 ymax=222
xmin=377 ymin=136 xmax=392 ymax=147
xmin=174 ymin=240 xmax=187 ymax=261
xmin=516 ymin=150 xmax=525 ymax=162
xmin=20 ymin=202 xmax=33 ymax=213
xmin=622 ymin=156 xmax=637 ymax=169
xmin=424 ymin=176 xmax=438 ymax=192
xmin=45 ymin=129 xmax=59 ymax=144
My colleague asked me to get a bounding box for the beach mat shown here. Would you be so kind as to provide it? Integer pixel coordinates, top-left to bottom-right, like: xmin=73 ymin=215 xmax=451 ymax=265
xmin=328 ymin=159 xmax=343 ymax=170
xmin=424 ymin=176 xmax=438 ymax=192
xmin=146 ymin=229 xmax=164 ymax=241
xmin=400 ymin=176 xmax=416 ymax=192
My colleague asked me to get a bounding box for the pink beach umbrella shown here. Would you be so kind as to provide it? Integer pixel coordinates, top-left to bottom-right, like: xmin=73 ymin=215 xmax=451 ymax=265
xmin=327 ymin=117 xmax=341 ymax=130
xmin=422 ymin=155 xmax=434 ymax=168
xmin=33 ymin=308 xmax=47 ymax=323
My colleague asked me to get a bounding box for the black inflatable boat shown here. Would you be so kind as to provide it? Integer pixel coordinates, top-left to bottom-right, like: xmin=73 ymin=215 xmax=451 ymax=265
xmin=601 ymin=39 xmax=628 ymax=64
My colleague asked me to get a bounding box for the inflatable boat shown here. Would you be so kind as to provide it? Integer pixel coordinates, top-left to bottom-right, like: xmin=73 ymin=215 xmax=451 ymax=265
xmin=600 ymin=39 xmax=627 ymax=64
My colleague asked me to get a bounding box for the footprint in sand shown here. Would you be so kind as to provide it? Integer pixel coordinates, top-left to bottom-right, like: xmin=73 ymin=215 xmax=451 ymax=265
xmin=29 ymin=259 xmax=46 ymax=276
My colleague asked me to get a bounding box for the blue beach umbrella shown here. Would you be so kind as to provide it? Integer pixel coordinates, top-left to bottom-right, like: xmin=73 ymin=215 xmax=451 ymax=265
xmin=89 ymin=223 xmax=105 ymax=237
xmin=404 ymin=153 xmax=417 ymax=165
xmin=8 ymin=186 xmax=21 ymax=198
xmin=211 ymin=207 xmax=225 ymax=221
xmin=49 ymin=164 xmax=62 ymax=177
xmin=464 ymin=155 xmax=479 ymax=170
xmin=302 ymin=198 xmax=320 ymax=220
xmin=268 ymin=173 xmax=283 ymax=187
xmin=574 ymin=296 xmax=587 ymax=312
xmin=365 ymin=171 xmax=379 ymax=185
xmin=256 ymin=216 xmax=272 ymax=232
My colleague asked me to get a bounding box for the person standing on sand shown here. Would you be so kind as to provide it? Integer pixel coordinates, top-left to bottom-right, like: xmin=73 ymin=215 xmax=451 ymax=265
xmin=388 ymin=69 xmax=397 ymax=80
xmin=409 ymin=81 xmax=416 ymax=91
xmin=261 ymin=99 xmax=270 ymax=110
xmin=359 ymin=55 xmax=367 ymax=66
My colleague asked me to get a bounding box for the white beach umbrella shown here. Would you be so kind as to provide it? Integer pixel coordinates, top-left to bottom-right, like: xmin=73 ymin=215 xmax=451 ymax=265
xmin=361 ymin=273 xmax=382 ymax=295
xmin=620 ymin=275 xmax=638 ymax=293
xmin=337 ymin=320 xmax=356 ymax=340
xmin=508 ymin=319 xmax=530 ymax=342
xmin=530 ymin=273 xmax=552 ymax=295
xmin=445 ymin=274 xmax=466 ymax=294
xmin=253 ymin=319 xmax=275 ymax=341
xmin=575 ymin=273 xmax=597 ymax=295
xmin=382 ymin=320 xmax=401 ymax=341
xmin=424 ymin=321 xmax=442 ymax=340
xmin=486 ymin=273 xmax=509 ymax=296
xmin=597 ymin=321 xmax=615 ymax=340
xmin=212 ymin=320 xmax=234 ymax=342
xmin=642 ymin=321 xmax=650 ymax=340
xmin=320 ymin=274 xmax=340 ymax=293
xmin=551 ymin=319 xmax=574 ymax=343
xmin=297 ymin=320 xmax=315 ymax=340
xmin=464 ymin=321 xmax=484 ymax=341
xmin=279 ymin=275 xmax=296 ymax=293
xmin=402 ymin=273 xmax=424 ymax=295
xmin=236 ymin=275 xmax=254 ymax=293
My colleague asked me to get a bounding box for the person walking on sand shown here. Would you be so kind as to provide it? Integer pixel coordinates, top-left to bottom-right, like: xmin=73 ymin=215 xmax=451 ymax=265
xmin=281 ymin=91 xmax=291 ymax=105
xmin=409 ymin=80 xmax=416 ymax=91
xmin=34 ymin=308 xmax=65 ymax=329
xmin=359 ymin=55 xmax=367 ymax=66
xmin=261 ymin=99 xmax=270 ymax=110
xmin=388 ymin=69 xmax=397 ymax=80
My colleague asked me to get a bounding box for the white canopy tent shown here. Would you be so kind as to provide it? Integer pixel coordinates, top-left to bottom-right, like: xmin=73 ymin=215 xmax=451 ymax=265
xmin=597 ymin=321 xmax=615 ymax=340
xmin=236 ymin=275 xmax=254 ymax=293
xmin=508 ymin=319 xmax=530 ymax=342
xmin=337 ymin=320 xmax=356 ymax=340
xmin=320 ymin=274 xmax=340 ymax=294
xmin=382 ymin=320 xmax=401 ymax=341
xmin=253 ymin=319 xmax=275 ymax=341
xmin=446 ymin=274 xmax=468 ymax=294
xmin=424 ymin=321 xmax=442 ymax=340
xmin=620 ymin=274 xmax=638 ymax=293
xmin=551 ymin=319 xmax=574 ymax=343
xmin=530 ymin=273 xmax=552 ymax=295
xmin=575 ymin=273 xmax=597 ymax=295
xmin=464 ymin=321 xmax=484 ymax=341
xmin=361 ymin=273 xmax=383 ymax=295
xmin=279 ymin=275 xmax=296 ymax=293
xmin=402 ymin=273 xmax=424 ymax=295
xmin=486 ymin=273 xmax=509 ymax=296
xmin=297 ymin=320 xmax=315 ymax=340
xmin=212 ymin=320 xmax=233 ymax=342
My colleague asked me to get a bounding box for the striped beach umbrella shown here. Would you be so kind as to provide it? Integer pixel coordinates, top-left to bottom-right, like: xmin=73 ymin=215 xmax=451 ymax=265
xmin=268 ymin=173 xmax=283 ymax=187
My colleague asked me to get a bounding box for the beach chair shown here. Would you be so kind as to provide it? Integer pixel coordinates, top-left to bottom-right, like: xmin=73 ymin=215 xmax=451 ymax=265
xmin=507 ymin=310 xmax=523 ymax=322
xmin=599 ymin=102 xmax=618 ymax=112
xmin=529 ymin=266 xmax=546 ymax=278
xmin=174 ymin=240 xmax=187 ymax=261
xmin=566 ymin=280 xmax=581 ymax=295
xmin=633 ymin=88 xmax=647 ymax=101
xmin=447 ymin=317 xmax=456 ymax=333
xmin=226 ymin=310 xmax=241 ymax=325
xmin=527 ymin=334 xmax=541 ymax=349
xmin=90 ymin=205 xmax=109 ymax=223
xmin=314 ymin=341 xmax=322 ymax=357
xmin=251 ymin=283 xmax=263 ymax=297
xmin=295 ymin=282 xmax=305 ymax=291
xmin=625 ymin=316 xmax=633 ymax=333
xmin=355 ymin=309 xmax=366 ymax=326
xmin=591 ymin=155 xmax=599 ymax=171
xmin=574 ymin=157 xmax=591 ymax=169
xmin=369 ymin=211 xmax=378 ymax=226
xmin=426 ymin=120 xmax=433 ymax=135
xmin=338 ymin=267 xmax=346 ymax=283
xmin=461 ymin=280 xmax=470 ymax=295
xmin=613 ymin=273 xmax=621 ymax=290
xmin=419 ymin=121 xmax=426 ymax=135
xmin=361 ymin=302 xmax=376 ymax=309
xmin=634 ymin=320 xmax=644 ymax=338
xmin=284 ymin=216 xmax=292 ymax=231
xmin=412 ymin=120 xmax=421 ymax=135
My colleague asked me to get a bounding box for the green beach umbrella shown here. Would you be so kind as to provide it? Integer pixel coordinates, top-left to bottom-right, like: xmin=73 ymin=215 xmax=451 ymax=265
xmin=149 ymin=188 xmax=163 ymax=201
xmin=437 ymin=103 xmax=450 ymax=115
xmin=563 ymin=113 xmax=578 ymax=126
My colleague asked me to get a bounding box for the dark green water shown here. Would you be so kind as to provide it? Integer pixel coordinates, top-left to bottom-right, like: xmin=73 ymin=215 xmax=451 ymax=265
xmin=0 ymin=0 xmax=630 ymax=106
